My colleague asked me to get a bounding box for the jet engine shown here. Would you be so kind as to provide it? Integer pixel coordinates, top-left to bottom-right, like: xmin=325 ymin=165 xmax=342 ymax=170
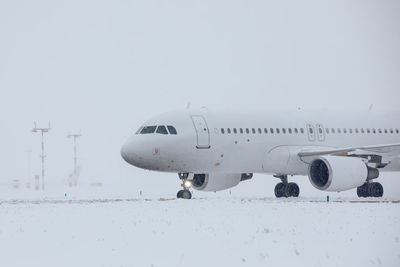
xmin=191 ymin=173 xmax=252 ymax=192
xmin=308 ymin=156 xmax=379 ymax=192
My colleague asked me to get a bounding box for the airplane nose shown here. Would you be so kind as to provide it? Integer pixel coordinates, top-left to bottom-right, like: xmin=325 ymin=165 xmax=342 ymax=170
xmin=120 ymin=139 xmax=139 ymax=165
xmin=121 ymin=136 xmax=158 ymax=170
xmin=120 ymin=141 xmax=131 ymax=163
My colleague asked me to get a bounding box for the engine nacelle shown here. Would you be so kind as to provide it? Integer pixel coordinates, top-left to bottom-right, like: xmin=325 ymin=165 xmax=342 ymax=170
xmin=191 ymin=173 xmax=251 ymax=192
xmin=308 ymin=156 xmax=379 ymax=192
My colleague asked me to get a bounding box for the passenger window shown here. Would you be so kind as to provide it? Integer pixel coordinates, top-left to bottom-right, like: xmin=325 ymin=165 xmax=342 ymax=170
xmin=270 ymin=128 xmax=274 ymax=134
xmin=343 ymin=128 xmax=347 ymax=134
xmin=221 ymin=128 xmax=225 ymax=134
xmin=318 ymin=128 xmax=322 ymax=134
xmin=227 ymin=128 xmax=231 ymax=134
xmin=390 ymin=129 xmax=394 ymax=134
xmin=326 ymin=128 xmax=329 ymax=134
xmin=372 ymin=129 xmax=376 ymax=134
xmin=233 ymin=128 xmax=237 ymax=134
xmin=309 ymin=127 xmax=313 ymax=134
xmin=264 ymin=128 xmax=268 ymax=134
xmin=367 ymin=129 xmax=370 ymax=134
xmin=384 ymin=129 xmax=388 ymax=134
xmin=355 ymin=128 xmax=359 ymax=134
xmin=258 ymin=128 xmax=262 ymax=134
xmin=252 ymin=128 xmax=256 ymax=134
xmin=282 ymin=128 xmax=286 ymax=134
xmin=276 ymin=128 xmax=280 ymax=134
xmin=294 ymin=128 xmax=298 ymax=134
xmin=140 ymin=126 xmax=157 ymax=134
xmin=338 ymin=128 xmax=341 ymax=134
xmin=331 ymin=128 xmax=335 ymax=134
xmin=288 ymin=128 xmax=292 ymax=134
xmin=246 ymin=128 xmax=250 ymax=134
xmin=240 ymin=128 xmax=244 ymax=134
xmin=300 ymin=128 xmax=304 ymax=134
xmin=361 ymin=128 xmax=365 ymax=133
xmin=156 ymin=125 xmax=168 ymax=135
xmin=349 ymin=128 xmax=353 ymax=134
xmin=167 ymin=125 xmax=177 ymax=135
xmin=396 ymin=129 xmax=399 ymax=134
xmin=378 ymin=129 xmax=382 ymax=134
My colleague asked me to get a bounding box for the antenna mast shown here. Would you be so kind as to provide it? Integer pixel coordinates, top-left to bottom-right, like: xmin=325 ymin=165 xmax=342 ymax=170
xmin=67 ymin=131 xmax=82 ymax=187
xmin=32 ymin=122 xmax=51 ymax=190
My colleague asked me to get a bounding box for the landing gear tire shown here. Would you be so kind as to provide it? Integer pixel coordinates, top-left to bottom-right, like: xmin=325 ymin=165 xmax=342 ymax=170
xmin=285 ymin=183 xmax=300 ymax=197
xmin=274 ymin=182 xmax=300 ymax=198
xmin=274 ymin=183 xmax=285 ymax=198
xmin=177 ymin=190 xmax=192 ymax=199
xmin=357 ymin=184 xmax=368 ymax=197
xmin=369 ymin=182 xmax=384 ymax=197
xmin=357 ymin=182 xmax=383 ymax=198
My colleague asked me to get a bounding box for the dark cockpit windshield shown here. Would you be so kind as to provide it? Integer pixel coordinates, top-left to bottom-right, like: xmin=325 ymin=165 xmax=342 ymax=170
xmin=137 ymin=125 xmax=178 ymax=135
xmin=156 ymin=126 xmax=168 ymax=135
xmin=140 ymin=126 xmax=157 ymax=134
xmin=167 ymin=125 xmax=177 ymax=135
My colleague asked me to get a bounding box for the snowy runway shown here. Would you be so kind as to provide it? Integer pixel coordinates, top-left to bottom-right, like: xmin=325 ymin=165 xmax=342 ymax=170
xmin=1 ymin=197 xmax=399 ymax=267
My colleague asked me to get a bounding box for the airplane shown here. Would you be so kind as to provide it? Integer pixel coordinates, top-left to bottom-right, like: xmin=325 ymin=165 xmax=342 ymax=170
xmin=121 ymin=108 xmax=400 ymax=199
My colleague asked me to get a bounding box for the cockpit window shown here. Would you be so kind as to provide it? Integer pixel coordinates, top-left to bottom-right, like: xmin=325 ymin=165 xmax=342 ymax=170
xmin=140 ymin=126 xmax=157 ymax=134
xmin=167 ymin=126 xmax=177 ymax=135
xmin=156 ymin=125 xmax=168 ymax=135
xmin=135 ymin=127 xmax=143 ymax=135
xmin=139 ymin=125 xmax=177 ymax=135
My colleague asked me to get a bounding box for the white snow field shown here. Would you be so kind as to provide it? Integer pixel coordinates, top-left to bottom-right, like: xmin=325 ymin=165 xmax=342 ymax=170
xmin=0 ymin=197 xmax=399 ymax=267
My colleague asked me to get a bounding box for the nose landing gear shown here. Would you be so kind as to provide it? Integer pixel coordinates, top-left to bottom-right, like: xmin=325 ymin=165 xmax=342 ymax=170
xmin=177 ymin=173 xmax=192 ymax=199
xmin=177 ymin=189 xmax=192 ymax=199
xmin=274 ymin=175 xmax=300 ymax=198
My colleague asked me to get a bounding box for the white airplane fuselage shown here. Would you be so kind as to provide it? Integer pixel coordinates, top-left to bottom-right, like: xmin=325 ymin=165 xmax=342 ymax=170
xmin=121 ymin=109 xmax=400 ymax=179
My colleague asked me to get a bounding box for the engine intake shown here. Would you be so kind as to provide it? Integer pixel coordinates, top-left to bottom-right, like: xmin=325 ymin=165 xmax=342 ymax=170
xmin=192 ymin=174 xmax=207 ymax=190
xmin=309 ymin=156 xmax=379 ymax=192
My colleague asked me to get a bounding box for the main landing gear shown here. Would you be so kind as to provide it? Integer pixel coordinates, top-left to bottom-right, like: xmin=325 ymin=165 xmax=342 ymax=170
xmin=357 ymin=182 xmax=384 ymax=198
xmin=274 ymin=175 xmax=300 ymax=198
xmin=177 ymin=173 xmax=192 ymax=199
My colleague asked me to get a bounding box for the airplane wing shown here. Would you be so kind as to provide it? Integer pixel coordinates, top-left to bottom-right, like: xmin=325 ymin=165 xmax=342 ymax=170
xmin=298 ymin=143 xmax=400 ymax=158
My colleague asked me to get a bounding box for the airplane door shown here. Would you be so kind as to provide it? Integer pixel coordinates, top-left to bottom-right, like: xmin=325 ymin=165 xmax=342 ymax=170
xmin=306 ymin=124 xmax=316 ymax=142
xmin=191 ymin=115 xmax=211 ymax=149
xmin=316 ymin=124 xmax=325 ymax=141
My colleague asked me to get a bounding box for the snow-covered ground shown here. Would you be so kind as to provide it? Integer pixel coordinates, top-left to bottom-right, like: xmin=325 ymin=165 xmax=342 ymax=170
xmin=1 ymin=196 xmax=399 ymax=267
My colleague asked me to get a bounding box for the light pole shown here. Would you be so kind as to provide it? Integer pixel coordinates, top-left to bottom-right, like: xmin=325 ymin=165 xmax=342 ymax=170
xmin=32 ymin=122 xmax=51 ymax=190
xmin=67 ymin=131 xmax=82 ymax=187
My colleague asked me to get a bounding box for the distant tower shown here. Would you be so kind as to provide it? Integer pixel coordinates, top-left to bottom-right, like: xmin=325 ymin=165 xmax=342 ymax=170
xmin=32 ymin=122 xmax=51 ymax=190
xmin=67 ymin=131 xmax=82 ymax=187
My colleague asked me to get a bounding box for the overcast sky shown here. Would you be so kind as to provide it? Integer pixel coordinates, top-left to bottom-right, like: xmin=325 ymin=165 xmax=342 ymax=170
xmin=0 ymin=0 xmax=399 ymax=197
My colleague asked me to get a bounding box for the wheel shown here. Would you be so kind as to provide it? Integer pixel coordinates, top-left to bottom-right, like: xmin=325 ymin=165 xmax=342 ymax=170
xmin=286 ymin=183 xmax=300 ymax=197
xmin=357 ymin=184 xmax=368 ymax=198
xmin=274 ymin=183 xmax=285 ymax=198
xmin=368 ymin=182 xmax=384 ymax=198
xmin=181 ymin=190 xmax=192 ymax=199
xmin=374 ymin=183 xmax=384 ymax=197
xmin=177 ymin=190 xmax=183 ymax=198
xmin=284 ymin=183 xmax=299 ymax=197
